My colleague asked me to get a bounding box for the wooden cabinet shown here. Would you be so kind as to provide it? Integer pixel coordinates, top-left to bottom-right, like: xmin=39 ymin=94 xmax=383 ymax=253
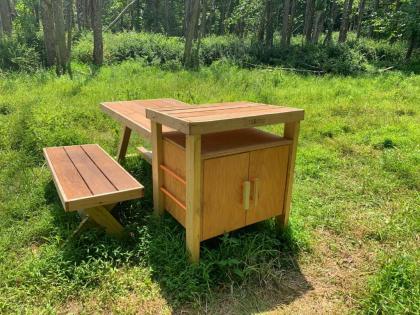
xmin=161 ymin=128 xmax=291 ymax=241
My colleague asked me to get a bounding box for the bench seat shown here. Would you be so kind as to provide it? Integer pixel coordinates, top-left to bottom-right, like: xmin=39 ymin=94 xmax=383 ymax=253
xmin=44 ymin=144 xmax=144 ymax=212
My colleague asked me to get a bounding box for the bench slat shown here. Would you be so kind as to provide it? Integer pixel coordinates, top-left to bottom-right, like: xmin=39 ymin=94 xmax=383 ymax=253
xmin=44 ymin=147 xmax=92 ymax=200
xmin=82 ymin=144 xmax=140 ymax=191
xmin=64 ymin=146 xmax=117 ymax=195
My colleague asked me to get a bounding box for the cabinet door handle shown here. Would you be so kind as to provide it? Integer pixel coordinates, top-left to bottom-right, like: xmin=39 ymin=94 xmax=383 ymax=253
xmin=253 ymin=178 xmax=260 ymax=207
xmin=242 ymin=181 xmax=251 ymax=210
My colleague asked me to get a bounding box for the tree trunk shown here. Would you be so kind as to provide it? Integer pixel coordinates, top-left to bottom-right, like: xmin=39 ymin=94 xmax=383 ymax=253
xmin=324 ymin=0 xmax=336 ymax=44
xmin=287 ymin=0 xmax=296 ymax=45
xmin=281 ymin=0 xmax=291 ymax=47
xmin=52 ymin=0 xmax=68 ymax=74
xmin=0 ymin=0 xmax=12 ymax=35
xmin=40 ymin=0 xmax=56 ymax=67
xmin=90 ymin=0 xmax=103 ymax=66
xmin=303 ymin=0 xmax=315 ymax=43
xmin=311 ymin=10 xmax=325 ymax=43
xmin=184 ymin=0 xmax=200 ymax=68
xmin=356 ymin=0 xmax=366 ymax=39
xmin=265 ymin=0 xmax=275 ymax=47
xmin=64 ymin=0 xmax=73 ymax=77
xmin=338 ymin=0 xmax=353 ymax=43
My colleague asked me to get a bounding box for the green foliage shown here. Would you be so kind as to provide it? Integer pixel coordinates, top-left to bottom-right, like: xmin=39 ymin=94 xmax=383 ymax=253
xmin=71 ymin=32 xmax=414 ymax=75
xmin=0 ymin=62 xmax=418 ymax=312
xmin=0 ymin=36 xmax=41 ymax=72
xmin=362 ymin=253 xmax=420 ymax=314
xmin=73 ymin=32 xmax=184 ymax=67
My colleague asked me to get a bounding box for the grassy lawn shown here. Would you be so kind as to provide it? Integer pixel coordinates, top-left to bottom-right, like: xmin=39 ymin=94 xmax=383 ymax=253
xmin=0 ymin=61 xmax=418 ymax=314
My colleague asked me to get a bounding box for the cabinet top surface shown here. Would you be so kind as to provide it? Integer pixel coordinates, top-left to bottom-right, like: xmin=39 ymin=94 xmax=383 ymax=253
xmin=146 ymin=102 xmax=304 ymax=135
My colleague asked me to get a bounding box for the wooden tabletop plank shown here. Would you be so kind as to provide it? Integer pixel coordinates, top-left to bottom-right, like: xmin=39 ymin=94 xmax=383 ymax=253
xmin=174 ymin=105 xmax=277 ymax=119
xmin=186 ymin=107 xmax=297 ymax=122
xmin=81 ymin=144 xmax=142 ymax=191
xmin=146 ymin=102 xmax=304 ymax=135
xmin=101 ymin=99 xmax=191 ymax=138
xmin=43 ymin=147 xmax=92 ymax=204
xmin=64 ymin=146 xmax=117 ymax=195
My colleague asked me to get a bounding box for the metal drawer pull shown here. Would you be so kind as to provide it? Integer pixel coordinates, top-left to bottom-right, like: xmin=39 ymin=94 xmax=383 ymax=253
xmin=243 ymin=181 xmax=251 ymax=210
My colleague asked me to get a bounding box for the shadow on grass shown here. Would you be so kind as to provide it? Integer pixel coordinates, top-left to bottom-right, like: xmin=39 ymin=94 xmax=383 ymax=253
xmin=44 ymin=157 xmax=312 ymax=313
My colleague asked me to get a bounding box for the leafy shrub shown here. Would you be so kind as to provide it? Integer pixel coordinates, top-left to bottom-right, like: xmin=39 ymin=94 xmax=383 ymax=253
xmin=73 ymin=32 xmax=374 ymax=74
xmin=0 ymin=36 xmax=41 ymax=72
xmin=73 ymin=32 xmax=184 ymax=66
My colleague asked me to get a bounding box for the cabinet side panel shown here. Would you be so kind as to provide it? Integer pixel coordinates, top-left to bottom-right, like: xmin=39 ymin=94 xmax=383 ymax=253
xmin=202 ymin=153 xmax=249 ymax=240
xmin=163 ymin=139 xmax=186 ymax=226
xmin=247 ymin=146 xmax=290 ymax=225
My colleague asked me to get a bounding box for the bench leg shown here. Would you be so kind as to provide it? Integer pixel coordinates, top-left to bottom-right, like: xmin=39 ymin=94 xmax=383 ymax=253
xmin=84 ymin=206 xmax=124 ymax=237
xmin=117 ymin=126 xmax=132 ymax=162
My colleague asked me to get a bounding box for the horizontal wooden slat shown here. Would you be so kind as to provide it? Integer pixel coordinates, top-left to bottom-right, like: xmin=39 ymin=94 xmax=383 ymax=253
xmin=82 ymin=144 xmax=141 ymax=191
xmin=101 ymin=99 xmax=190 ymax=139
xmin=44 ymin=147 xmax=92 ymax=204
xmin=137 ymin=146 xmax=152 ymax=164
xmin=64 ymin=145 xmax=117 ymax=195
xmin=164 ymin=128 xmax=292 ymax=159
xmin=146 ymin=102 xmax=304 ymax=135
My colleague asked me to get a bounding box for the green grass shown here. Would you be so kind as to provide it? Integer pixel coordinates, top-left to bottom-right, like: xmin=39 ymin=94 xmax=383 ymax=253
xmin=0 ymin=61 xmax=419 ymax=313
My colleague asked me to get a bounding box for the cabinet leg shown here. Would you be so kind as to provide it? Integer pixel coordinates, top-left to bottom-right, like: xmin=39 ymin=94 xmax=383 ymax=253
xmin=151 ymin=122 xmax=165 ymax=216
xmin=186 ymin=134 xmax=202 ymax=263
xmin=117 ymin=126 xmax=132 ymax=162
xmin=276 ymin=122 xmax=300 ymax=229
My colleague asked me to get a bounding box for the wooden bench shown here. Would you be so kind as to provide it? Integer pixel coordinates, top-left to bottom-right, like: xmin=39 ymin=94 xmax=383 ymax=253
xmin=44 ymin=144 xmax=144 ymax=237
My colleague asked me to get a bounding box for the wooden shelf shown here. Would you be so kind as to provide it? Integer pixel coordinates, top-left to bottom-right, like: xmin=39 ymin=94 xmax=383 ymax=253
xmin=163 ymin=128 xmax=292 ymax=159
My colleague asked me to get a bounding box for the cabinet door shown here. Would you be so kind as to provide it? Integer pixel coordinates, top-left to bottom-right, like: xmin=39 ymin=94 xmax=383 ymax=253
xmin=246 ymin=146 xmax=290 ymax=225
xmin=202 ymin=153 xmax=250 ymax=240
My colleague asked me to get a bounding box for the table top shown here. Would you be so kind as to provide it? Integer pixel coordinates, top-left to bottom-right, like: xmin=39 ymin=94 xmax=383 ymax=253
xmin=101 ymin=98 xmax=191 ymax=139
xmin=146 ymin=101 xmax=304 ymax=135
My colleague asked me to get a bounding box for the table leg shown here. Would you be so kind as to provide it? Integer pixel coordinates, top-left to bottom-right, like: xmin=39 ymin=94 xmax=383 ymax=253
xmin=276 ymin=122 xmax=300 ymax=229
xmin=185 ymin=134 xmax=202 ymax=263
xmin=151 ymin=122 xmax=165 ymax=216
xmin=117 ymin=126 xmax=132 ymax=162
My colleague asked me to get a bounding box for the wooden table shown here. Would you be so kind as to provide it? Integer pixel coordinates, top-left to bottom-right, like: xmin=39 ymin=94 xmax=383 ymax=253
xmin=101 ymin=99 xmax=191 ymax=161
xmin=146 ymin=102 xmax=304 ymax=262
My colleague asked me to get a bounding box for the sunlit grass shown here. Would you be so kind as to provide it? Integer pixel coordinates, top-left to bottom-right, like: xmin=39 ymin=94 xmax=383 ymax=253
xmin=0 ymin=61 xmax=418 ymax=313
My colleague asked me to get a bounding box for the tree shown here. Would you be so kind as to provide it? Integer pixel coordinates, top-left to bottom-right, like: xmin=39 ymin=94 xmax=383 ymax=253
xmin=338 ymin=0 xmax=354 ymax=42
xmin=40 ymin=0 xmax=56 ymax=67
xmin=356 ymin=0 xmax=366 ymax=38
xmin=52 ymin=0 xmax=69 ymax=74
xmin=281 ymin=0 xmax=292 ymax=47
xmin=184 ymin=0 xmax=201 ymax=68
xmin=90 ymin=0 xmax=103 ymax=66
xmin=324 ymin=0 xmax=337 ymax=44
xmin=0 ymin=0 xmax=13 ymax=35
xmin=303 ymin=0 xmax=315 ymax=42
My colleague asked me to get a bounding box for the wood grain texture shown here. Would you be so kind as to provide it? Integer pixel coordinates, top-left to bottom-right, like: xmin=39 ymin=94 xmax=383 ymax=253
xmin=146 ymin=101 xmax=304 ymax=135
xmin=137 ymin=146 xmax=152 ymax=164
xmin=151 ymin=122 xmax=165 ymax=215
xmin=44 ymin=144 xmax=144 ymax=211
xmin=84 ymin=206 xmax=124 ymax=237
xmin=164 ymin=128 xmax=291 ymax=160
xmin=185 ymin=135 xmax=202 ymax=263
xmin=247 ymin=146 xmax=289 ymax=225
xmin=101 ymin=99 xmax=191 ymax=140
xmin=162 ymin=139 xmax=186 ymax=226
xmin=117 ymin=126 xmax=132 ymax=161
xmin=201 ymin=153 xmax=249 ymax=240
xmin=276 ymin=122 xmax=300 ymax=228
